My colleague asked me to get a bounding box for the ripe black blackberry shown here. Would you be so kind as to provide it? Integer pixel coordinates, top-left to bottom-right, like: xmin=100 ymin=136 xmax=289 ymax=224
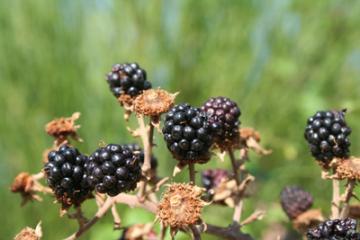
xmin=162 ymin=103 xmax=214 ymax=164
xmin=307 ymin=218 xmax=360 ymax=240
xmin=201 ymin=97 xmax=241 ymax=149
xmin=305 ymin=109 xmax=351 ymax=163
xmin=124 ymin=143 xmax=158 ymax=170
xmin=106 ymin=63 xmax=151 ymax=98
xmin=86 ymin=144 xmax=141 ymax=196
xmin=280 ymin=186 xmax=313 ymax=219
xmin=201 ymin=169 xmax=229 ymax=191
xmin=44 ymin=144 xmax=92 ymax=208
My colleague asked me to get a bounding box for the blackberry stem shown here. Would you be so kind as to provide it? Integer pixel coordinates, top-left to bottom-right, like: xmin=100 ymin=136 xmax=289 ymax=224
xmin=331 ymin=176 xmax=341 ymax=219
xmin=136 ymin=114 xmax=155 ymax=201
xmin=232 ymin=200 xmax=244 ymax=223
xmin=137 ymin=115 xmax=153 ymax=175
xmin=228 ymin=147 xmax=240 ymax=186
xmin=160 ymin=225 xmax=167 ymax=240
xmin=190 ymin=225 xmax=202 ymax=240
xmin=111 ymin=204 xmax=121 ymax=229
xmin=65 ymin=194 xmax=157 ymax=240
xmin=340 ymin=180 xmax=356 ymax=219
xmin=189 ymin=163 xmax=196 ymax=184
xmin=228 ymin=146 xmax=244 ymax=224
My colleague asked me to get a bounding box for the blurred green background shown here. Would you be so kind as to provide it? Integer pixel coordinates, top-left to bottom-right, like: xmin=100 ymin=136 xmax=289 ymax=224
xmin=1 ymin=0 xmax=360 ymax=239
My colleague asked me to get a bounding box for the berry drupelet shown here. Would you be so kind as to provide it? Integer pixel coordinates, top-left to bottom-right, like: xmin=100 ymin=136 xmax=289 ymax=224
xmin=106 ymin=63 xmax=151 ymax=98
xmin=201 ymin=97 xmax=241 ymax=149
xmin=305 ymin=109 xmax=351 ymax=163
xmin=162 ymin=103 xmax=214 ymax=164
xmin=44 ymin=144 xmax=92 ymax=208
xmin=307 ymin=218 xmax=360 ymax=240
xmin=280 ymin=186 xmax=313 ymax=220
xmin=86 ymin=144 xmax=142 ymax=196
xmin=124 ymin=143 xmax=158 ymax=170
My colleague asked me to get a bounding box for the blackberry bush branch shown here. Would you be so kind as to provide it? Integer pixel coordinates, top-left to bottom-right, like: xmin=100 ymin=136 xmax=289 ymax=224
xmin=65 ymin=194 xmax=157 ymax=240
xmin=340 ymin=180 xmax=356 ymax=219
xmin=135 ymin=114 xmax=155 ymax=201
xmin=331 ymin=178 xmax=341 ymax=219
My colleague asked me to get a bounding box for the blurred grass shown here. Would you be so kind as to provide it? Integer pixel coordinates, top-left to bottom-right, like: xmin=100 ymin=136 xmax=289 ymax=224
xmin=1 ymin=0 xmax=360 ymax=239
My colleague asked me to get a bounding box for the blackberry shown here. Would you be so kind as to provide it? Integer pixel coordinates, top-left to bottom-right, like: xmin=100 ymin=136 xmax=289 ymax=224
xmin=123 ymin=143 xmax=158 ymax=170
xmin=86 ymin=144 xmax=141 ymax=196
xmin=280 ymin=186 xmax=313 ymax=219
xmin=201 ymin=169 xmax=229 ymax=191
xmin=307 ymin=218 xmax=360 ymax=240
xmin=162 ymin=103 xmax=214 ymax=164
xmin=305 ymin=109 xmax=351 ymax=163
xmin=201 ymin=97 xmax=241 ymax=148
xmin=106 ymin=63 xmax=151 ymax=98
xmin=44 ymin=144 xmax=92 ymax=207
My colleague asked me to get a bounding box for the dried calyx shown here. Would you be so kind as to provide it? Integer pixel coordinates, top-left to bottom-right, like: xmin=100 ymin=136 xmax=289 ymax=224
xmin=157 ymin=183 xmax=206 ymax=236
xmin=45 ymin=112 xmax=81 ymax=145
xmin=134 ymin=88 xmax=176 ymax=117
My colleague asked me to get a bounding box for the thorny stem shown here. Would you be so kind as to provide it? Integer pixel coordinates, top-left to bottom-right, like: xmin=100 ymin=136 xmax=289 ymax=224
xmin=111 ymin=204 xmax=121 ymax=229
xmin=189 ymin=163 xmax=196 ymax=184
xmin=160 ymin=225 xmax=167 ymax=240
xmin=232 ymin=200 xmax=244 ymax=223
xmin=228 ymin=147 xmax=243 ymax=224
xmin=228 ymin=147 xmax=240 ymax=186
xmin=340 ymin=180 xmax=356 ymax=219
xmin=137 ymin=114 xmax=153 ymax=176
xmin=136 ymin=114 xmax=155 ymax=201
xmin=331 ymin=176 xmax=341 ymax=219
xmin=65 ymin=194 xmax=157 ymax=240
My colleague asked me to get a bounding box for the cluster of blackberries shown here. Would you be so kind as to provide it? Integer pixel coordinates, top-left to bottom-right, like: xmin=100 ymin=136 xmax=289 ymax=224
xmin=305 ymin=110 xmax=351 ymax=163
xmin=280 ymin=186 xmax=313 ymax=219
xmin=106 ymin=63 xmax=151 ymax=98
xmin=307 ymin=218 xmax=360 ymax=240
xmin=124 ymin=143 xmax=158 ymax=170
xmin=162 ymin=103 xmax=213 ymax=164
xmin=201 ymin=97 xmax=241 ymax=148
xmin=85 ymin=144 xmax=142 ymax=196
xmin=201 ymin=169 xmax=229 ymax=191
xmin=44 ymin=144 xmax=144 ymax=205
xmin=44 ymin=145 xmax=92 ymax=207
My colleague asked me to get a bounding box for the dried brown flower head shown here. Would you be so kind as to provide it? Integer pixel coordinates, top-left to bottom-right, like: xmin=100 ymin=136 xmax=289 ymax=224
xmin=237 ymin=127 xmax=272 ymax=155
xmin=11 ymin=172 xmax=33 ymax=193
xmin=334 ymin=157 xmax=360 ymax=180
xmin=118 ymin=94 xmax=135 ymax=107
xmin=120 ymin=224 xmax=157 ymax=240
xmin=11 ymin=172 xmax=51 ymax=206
xmin=11 ymin=172 xmax=39 ymax=206
xmin=157 ymin=183 xmax=206 ymax=230
xmin=240 ymin=128 xmax=261 ymax=142
xmin=14 ymin=222 xmax=42 ymax=240
xmin=45 ymin=112 xmax=81 ymax=145
xmin=134 ymin=89 xmax=176 ymax=116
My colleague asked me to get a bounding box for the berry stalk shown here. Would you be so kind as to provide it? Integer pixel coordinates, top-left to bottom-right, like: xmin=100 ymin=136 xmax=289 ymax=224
xmin=331 ymin=177 xmax=341 ymax=219
xmin=189 ymin=163 xmax=196 ymax=184
xmin=340 ymin=179 xmax=356 ymax=219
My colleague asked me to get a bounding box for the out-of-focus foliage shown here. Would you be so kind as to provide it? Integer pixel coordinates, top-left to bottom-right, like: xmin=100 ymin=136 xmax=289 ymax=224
xmin=1 ymin=0 xmax=360 ymax=239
